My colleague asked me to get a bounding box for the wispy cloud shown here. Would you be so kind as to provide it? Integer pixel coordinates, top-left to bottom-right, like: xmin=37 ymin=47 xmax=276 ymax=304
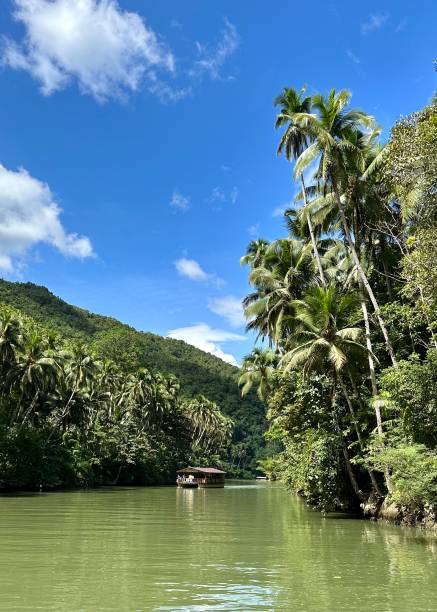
xmin=190 ymin=18 xmax=239 ymax=81
xmin=174 ymin=257 xmax=224 ymax=286
xmin=207 ymin=185 xmax=239 ymax=206
xmin=170 ymin=190 xmax=190 ymax=212
xmin=167 ymin=323 xmax=244 ymax=365
xmin=208 ymin=295 xmax=245 ymax=328
xmin=0 ymin=163 xmax=93 ymax=273
xmin=175 ymin=258 xmax=208 ymax=281
xmin=346 ymin=49 xmax=360 ymax=64
xmin=361 ymin=12 xmax=390 ymax=34
xmin=208 ymin=187 xmax=226 ymax=204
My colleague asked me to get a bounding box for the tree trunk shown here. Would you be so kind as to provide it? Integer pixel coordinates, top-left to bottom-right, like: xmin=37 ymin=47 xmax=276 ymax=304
xmin=338 ymin=374 xmax=382 ymax=497
xmin=333 ymin=411 xmax=365 ymax=503
xmin=300 ymin=174 xmax=326 ymax=286
xmin=333 ymin=187 xmax=397 ymax=367
xmin=332 ymin=379 xmax=365 ymax=503
xmin=359 ymin=290 xmax=392 ymax=493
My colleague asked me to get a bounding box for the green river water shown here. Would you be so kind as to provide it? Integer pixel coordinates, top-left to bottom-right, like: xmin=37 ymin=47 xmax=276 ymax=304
xmin=1 ymin=482 xmax=436 ymax=611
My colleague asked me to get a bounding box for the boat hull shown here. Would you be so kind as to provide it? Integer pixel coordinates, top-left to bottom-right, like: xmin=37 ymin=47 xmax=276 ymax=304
xmin=177 ymin=482 xmax=198 ymax=488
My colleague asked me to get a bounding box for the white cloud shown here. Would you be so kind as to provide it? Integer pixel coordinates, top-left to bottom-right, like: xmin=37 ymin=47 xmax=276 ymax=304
xmin=208 ymin=186 xmax=226 ymax=204
xmin=3 ymin=0 xmax=175 ymax=101
xmin=208 ymin=296 xmax=244 ymax=328
xmin=170 ymin=190 xmax=190 ymax=211
xmin=167 ymin=323 xmax=244 ymax=365
xmin=361 ymin=12 xmax=390 ymax=34
xmin=190 ymin=18 xmax=239 ymax=81
xmin=207 ymin=185 xmax=239 ymax=206
xmin=346 ymin=49 xmax=360 ymax=64
xmin=175 ymin=258 xmax=209 ymax=281
xmin=0 ymin=163 xmax=93 ymax=272
xmin=248 ymin=223 xmax=260 ymax=237
xmin=174 ymin=257 xmax=224 ymax=286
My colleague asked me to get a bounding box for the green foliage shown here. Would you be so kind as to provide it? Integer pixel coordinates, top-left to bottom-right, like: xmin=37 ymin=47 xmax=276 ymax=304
xmin=0 ymin=303 xmax=242 ymax=490
xmin=368 ymin=442 xmax=437 ymax=508
xmin=0 ymin=279 xmax=266 ymax=477
xmin=280 ymin=430 xmax=344 ymax=512
xmin=240 ymin=79 xmax=437 ymax=521
xmin=379 ymin=350 xmax=437 ymax=448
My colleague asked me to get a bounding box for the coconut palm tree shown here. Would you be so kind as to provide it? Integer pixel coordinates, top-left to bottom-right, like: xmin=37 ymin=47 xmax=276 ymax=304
xmin=291 ymin=88 xmax=397 ymax=365
xmin=281 ymin=285 xmax=381 ymax=498
xmin=239 ymin=347 xmax=277 ymax=402
xmin=275 ymin=86 xmax=326 ymax=285
xmin=243 ymin=238 xmax=315 ymax=343
xmin=9 ymin=332 xmax=59 ymax=426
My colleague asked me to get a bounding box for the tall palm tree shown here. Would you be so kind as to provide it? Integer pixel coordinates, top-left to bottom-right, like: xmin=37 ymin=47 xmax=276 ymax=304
xmin=275 ymin=86 xmax=326 ymax=285
xmin=291 ymin=88 xmax=397 ymax=365
xmin=239 ymin=347 xmax=277 ymax=402
xmin=281 ymin=285 xmax=381 ymax=499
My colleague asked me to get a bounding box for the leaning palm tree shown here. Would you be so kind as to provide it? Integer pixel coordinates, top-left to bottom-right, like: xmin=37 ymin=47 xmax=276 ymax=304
xmin=275 ymin=86 xmax=326 ymax=285
xmin=281 ymin=285 xmax=381 ymax=498
xmin=239 ymin=347 xmax=277 ymax=402
xmin=291 ymin=88 xmax=397 ymax=365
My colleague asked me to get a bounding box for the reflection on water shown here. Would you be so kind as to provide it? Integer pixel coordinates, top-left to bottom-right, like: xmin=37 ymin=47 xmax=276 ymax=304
xmin=0 ymin=482 xmax=436 ymax=611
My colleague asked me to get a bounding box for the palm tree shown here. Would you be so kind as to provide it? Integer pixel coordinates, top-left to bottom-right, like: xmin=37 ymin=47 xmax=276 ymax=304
xmin=275 ymin=86 xmax=326 ymax=285
xmin=291 ymin=88 xmax=397 ymax=365
xmin=243 ymin=238 xmax=315 ymax=343
xmin=281 ymin=285 xmax=381 ymax=499
xmin=240 ymin=239 xmax=269 ymax=267
xmin=0 ymin=311 xmax=21 ymax=366
xmin=185 ymin=395 xmax=233 ymax=451
xmin=239 ymin=347 xmax=277 ymax=402
xmin=9 ymin=332 xmax=59 ymax=426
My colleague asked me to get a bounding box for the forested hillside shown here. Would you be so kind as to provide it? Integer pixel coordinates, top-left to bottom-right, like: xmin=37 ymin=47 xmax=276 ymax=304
xmin=0 ymin=280 xmax=267 ymax=487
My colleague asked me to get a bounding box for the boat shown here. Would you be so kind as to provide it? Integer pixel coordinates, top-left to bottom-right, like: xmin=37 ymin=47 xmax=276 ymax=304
xmin=176 ymin=467 xmax=226 ymax=488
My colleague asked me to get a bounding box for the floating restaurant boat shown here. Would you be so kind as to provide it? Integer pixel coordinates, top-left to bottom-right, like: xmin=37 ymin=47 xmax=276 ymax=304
xmin=176 ymin=467 xmax=226 ymax=488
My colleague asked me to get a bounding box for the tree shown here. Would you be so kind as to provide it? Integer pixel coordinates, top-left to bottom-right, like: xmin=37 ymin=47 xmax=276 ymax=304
xmin=281 ymin=285 xmax=381 ymax=498
xmin=239 ymin=348 xmax=277 ymax=402
xmin=291 ymin=88 xmax=397 ymax=365
xmin=275 ymin=86 xmax=326 ymax=285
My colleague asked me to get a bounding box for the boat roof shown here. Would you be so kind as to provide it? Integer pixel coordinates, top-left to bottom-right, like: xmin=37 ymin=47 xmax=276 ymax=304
xmin=177 ymin=466 xmax=226 ymax=474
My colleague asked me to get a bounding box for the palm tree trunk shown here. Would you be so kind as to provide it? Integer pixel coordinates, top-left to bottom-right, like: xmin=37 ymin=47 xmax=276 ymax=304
xmin=332 ymin=379 xmax=365 ymax=503
xmin=300 ymin=174 xmax=326 ymax=286
xmin=359 ymin=292 xmax=392 ymax=493
xmin=338 ymin=374 xmax=382 ymax=497
xmin=333 ymin=411 xmax=365 ymax=503
xmin=19 ymin=390 xmax=40 ymax=429
xmin=333 ymin=187 xmax=397 ymax=367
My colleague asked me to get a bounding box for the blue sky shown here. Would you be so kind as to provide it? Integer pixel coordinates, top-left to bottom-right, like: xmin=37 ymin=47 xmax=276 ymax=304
xmin=0 ymin=0 xmax=435 ymax=365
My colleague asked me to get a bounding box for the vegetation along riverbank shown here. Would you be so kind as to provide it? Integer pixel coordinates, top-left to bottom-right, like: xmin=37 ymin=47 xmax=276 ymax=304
xmin=0 ymin=281 xmax=271 ymax=490
xmin=239 ymin=76 xmax=437 ymax=528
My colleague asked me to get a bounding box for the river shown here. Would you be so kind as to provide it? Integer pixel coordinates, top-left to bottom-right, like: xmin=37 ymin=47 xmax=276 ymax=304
xmin=1 ymin=482 xmax=436 ymax=611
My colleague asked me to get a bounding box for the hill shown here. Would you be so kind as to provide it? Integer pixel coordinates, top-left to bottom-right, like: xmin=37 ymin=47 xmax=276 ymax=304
xmin=0 ymin=279 xmax=266 ymax=474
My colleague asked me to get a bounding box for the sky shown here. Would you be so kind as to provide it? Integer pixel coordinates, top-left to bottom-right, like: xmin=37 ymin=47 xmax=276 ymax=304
xmin=0 ymin=0 xmax=435 ymax=366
